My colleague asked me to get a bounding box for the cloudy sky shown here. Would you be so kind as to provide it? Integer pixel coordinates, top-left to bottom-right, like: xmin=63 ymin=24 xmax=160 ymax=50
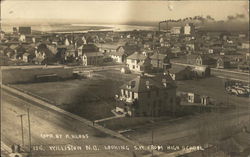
xmin=1 ymin=1 xmax=249 ymax=24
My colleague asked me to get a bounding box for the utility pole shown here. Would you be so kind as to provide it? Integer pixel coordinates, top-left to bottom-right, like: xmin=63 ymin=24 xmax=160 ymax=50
xmin=27 ymin=108 xmax=32 ymax=153
xmin=151 ymin=107 xmax=154 ymax=157
xmin=17 ymin=114 xmax=26 ymax=147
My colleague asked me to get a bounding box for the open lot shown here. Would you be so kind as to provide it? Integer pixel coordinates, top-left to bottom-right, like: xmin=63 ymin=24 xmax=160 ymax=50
xmin=11 ymin=69 xmax=137 ymax=120
xmin=11 ymin=67 xmax=248 ymax=132
xmin=8 ymin=67 xmax=250 ymax=155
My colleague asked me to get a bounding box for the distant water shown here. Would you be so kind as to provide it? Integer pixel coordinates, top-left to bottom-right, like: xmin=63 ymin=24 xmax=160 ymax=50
xmin=71 ymin=23 xmax=156 ymax=32
xmin=2 ymin=23 xmax=156 ymax=33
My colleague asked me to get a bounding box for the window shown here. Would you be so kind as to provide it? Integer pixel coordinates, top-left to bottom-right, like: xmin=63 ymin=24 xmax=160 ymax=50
xmin=132 ymin=92 xmax=134 ymax=99
xmin=132 ymin=65 xmax=135 ymax=69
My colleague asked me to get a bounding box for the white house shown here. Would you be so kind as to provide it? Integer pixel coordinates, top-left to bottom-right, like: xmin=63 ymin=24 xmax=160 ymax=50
xmin=126 ymin=52 xmax=152 ymax=73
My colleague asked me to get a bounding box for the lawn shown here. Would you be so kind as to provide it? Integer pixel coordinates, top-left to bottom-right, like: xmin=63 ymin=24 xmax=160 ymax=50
xmin=176 ymin=76 xmax=249 ymax=107
xmin=12 ymin=69 xmax=137 ymax=120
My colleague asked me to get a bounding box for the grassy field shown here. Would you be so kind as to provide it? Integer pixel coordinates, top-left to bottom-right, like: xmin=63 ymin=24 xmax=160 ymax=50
xmin=12 ymin=69 xmax=136 ymax=120
xmin=176 ymin=76 xmax=249 ymax=107
xmin=11 ymin=67 xmax=248 ymax=132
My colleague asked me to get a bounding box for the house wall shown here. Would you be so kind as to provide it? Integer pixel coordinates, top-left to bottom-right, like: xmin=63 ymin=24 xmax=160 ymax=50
xmin=111 ymin=55 xmax=122 ymax=63
xmin=83 ymin=55 xmax=103 ymax=66
xmin=217 ymin=59 xmax=230 ymax=68
xmin=151 ymin=59 xmax=164 ymax=69
xmin=2 ymin=67 xmax=73 ymax=84
xmin=126 ymin=59 xmax=141 ymax=72
xmin=136 ymin=87 xmax=176 ymax=116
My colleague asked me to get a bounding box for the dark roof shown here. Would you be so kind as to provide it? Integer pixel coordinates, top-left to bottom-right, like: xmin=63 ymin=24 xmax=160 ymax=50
xmin=82 ymin=44 xmax=99 ymax=53
xmin=168 ymin=66 xmax=192 ymax=74
xmin=84 ymin=52 xmax=103 ymax=57
xmin=117 ymin=45 xmax=140 ymax=56
xmin=150 ymin=53 xmax=167 ymax=60
xmin=16 ymin=45 xmax=26 ymax=53
xmin=109 ymin=50 xmax=125 ymax=56
xmin=187 ymin=54 xmax=198 ymax=60
xmin=127 ymin=52 xmax=147 ymax=60
xmin=120 ymin=74 xmax=175 ymax=93
xmin=217 ymin=56 xmax=231 ymax=62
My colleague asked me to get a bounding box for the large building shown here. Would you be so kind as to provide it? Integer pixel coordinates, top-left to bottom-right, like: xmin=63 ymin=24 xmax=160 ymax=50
xmin=115 ymin=74 xmax=177 ymax=117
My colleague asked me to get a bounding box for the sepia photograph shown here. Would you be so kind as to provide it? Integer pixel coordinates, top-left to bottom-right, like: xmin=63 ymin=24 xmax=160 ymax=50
xmin=0 ymin=0 xmax=249 ymax=157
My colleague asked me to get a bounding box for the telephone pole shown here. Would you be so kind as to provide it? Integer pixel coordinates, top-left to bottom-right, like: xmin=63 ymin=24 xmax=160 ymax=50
xmin=17 ymin=114 xmax=26 ymax=146
xmin=27 ymin=108 xmax=32 ymax=153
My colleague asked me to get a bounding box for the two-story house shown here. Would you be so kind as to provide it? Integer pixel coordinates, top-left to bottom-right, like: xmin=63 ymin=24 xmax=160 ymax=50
xmin=126 ymin=52 xmax=152 ymax=73
xmin=150 ymin=53 xmax=171 ymax=71
xmin=115 ymin=74 xmax=177 ymax=117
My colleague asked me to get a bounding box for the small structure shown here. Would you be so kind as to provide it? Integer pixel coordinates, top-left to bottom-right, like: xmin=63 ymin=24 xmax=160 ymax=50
xmin=120 ymin=67 xmax=131 ymax=74
xmin=200 ymin=95 xmax=210 ymax=105
xmin=195 ymin=54 xmax=216 ymax=66
xmin=216 ymin=56 xmax=231 ymax=69
xmin=193 ymin=65 xmax=211 ymax=78
xmin=22 ymin=53 xmax=34 ymax=63
xmin=187 ymin=93 xmax=200 ymax=103
xmin=168 ymin=66 xmax=193 ymax=81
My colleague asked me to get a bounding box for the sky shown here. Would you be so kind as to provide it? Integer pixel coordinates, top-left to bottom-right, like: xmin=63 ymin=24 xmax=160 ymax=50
xmin=1 ymin=1 xmax=249 ymax=24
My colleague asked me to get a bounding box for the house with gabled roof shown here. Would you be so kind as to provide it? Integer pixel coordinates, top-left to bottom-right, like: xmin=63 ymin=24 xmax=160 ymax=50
xmin=195 ymin=54 xmax=216 ymax=66
xmin=115 ymin=73 xmax=177 ymax=116
xmin=150 ymin=53 xmax=171 ymax=71
xmin=216 ymin=56 xmax=231 ymax=69
xmin=168 ymin=66 xmax=193 ymax=80
xmin=126 ymin=52 xmax=152 ymax=73
xmin=116 ymin=44 xmax=140 ymax=57
xmin=82 ymin=52 xmax=103 ymax=66
xmin=109 ymin=50 xmax=125 ymax=63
